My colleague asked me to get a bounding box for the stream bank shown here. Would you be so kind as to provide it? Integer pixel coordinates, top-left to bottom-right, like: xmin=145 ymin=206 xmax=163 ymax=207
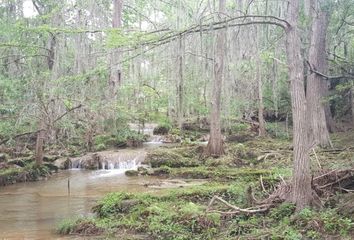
xmin=60 ymin=132 xmax=354 ymax=239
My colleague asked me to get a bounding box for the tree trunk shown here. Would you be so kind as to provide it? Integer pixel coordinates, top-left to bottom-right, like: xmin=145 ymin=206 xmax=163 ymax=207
xmin=35 ymin=120 xmax=46 ymax=166
xmin=285 ymin=0 xmax=313 ymax=210
xmin=177 ymin=36 xmax=184 ymax=129
xmin=108 ymin=0 xmax=123 ymax=98
xmin=257 ymin=65 xmax=266 ymax=137
xmin=255 ymin=27 xmax=266 ymax=137
xmin=306 ymin=4 xmax=332 ymax=147
xmin=206 ymin=0 xmax=226 ymax=157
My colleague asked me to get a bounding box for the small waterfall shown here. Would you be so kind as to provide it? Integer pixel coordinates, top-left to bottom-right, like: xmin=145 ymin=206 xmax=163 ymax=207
xmin=69 ymin=150 xmax=146 ymax=171
xmin=129 ymin=123 xmax=163 ymax=144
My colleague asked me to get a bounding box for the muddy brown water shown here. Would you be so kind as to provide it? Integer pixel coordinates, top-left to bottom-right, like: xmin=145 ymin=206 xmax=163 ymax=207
xmin=0 ymin=168 xmax=158 ymax=239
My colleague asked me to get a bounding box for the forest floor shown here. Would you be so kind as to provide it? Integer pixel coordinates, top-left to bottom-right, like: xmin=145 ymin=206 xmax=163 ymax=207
xmin=57 ymin=130 xmax=354 ymax=240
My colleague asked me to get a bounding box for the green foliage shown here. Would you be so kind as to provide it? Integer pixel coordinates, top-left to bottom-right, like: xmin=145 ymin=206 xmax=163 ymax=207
xmin=293 ymin=208 xmax=353 ymax=238
xmin=270 ymin=203 xmax=296 ymax=220
xmin=94 ymin=192 xmax=134 ymax=218
xmin=57 ymin=219 xmax=77 ymax=234
xmin=266 ymin=122 xmax=289 ymax=139
xmin=115 ymin=129 xmax=147 ymax=145
xmin=230 ymin=123 xmax=249 ymax=133
xmin=146 ymin=147 xmax=201 ymax=168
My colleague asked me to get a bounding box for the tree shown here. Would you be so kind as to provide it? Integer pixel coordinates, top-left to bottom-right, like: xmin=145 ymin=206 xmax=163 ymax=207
xmin=306 ymin=0 xmax=332 ymax=147
xmin=285 ymin=0 xmax=314 ymax=210
xmin=206 ymin=0 xmax=226 ymax=157
xmin=108 ymin=0 xmax=123 ymax=98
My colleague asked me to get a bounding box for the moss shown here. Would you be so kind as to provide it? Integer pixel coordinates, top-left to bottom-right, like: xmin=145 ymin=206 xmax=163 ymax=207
xmin=95 ymin=143 xmax=107 ymax=151
xmin=57 ymin=219 xmax=77 ymax=234
xmin=153 ymin=123 xmax=171 ymax=135
xmin=125 ymin=170 xmax=139 ymax=176
xmin=146 ymin=147 xmax=201 ymax=168
xmin=167 ymin=166 xmax=277 ymax=181
xmin=57 ymin=218 xmax=104 ymax=236
xmin=0 ymin=163 xmax=51 ymax=186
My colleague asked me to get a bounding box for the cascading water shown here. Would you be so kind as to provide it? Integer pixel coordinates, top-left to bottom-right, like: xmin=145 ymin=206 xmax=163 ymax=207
xmin=129 ymin=123 xmax=163 ymax=144
xmin=69 ymin=150 xmax=146 ymax=172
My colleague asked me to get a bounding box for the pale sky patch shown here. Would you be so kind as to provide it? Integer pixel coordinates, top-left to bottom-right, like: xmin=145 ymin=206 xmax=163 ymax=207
xmin=23 ymin=0 xmax=38 ymax=18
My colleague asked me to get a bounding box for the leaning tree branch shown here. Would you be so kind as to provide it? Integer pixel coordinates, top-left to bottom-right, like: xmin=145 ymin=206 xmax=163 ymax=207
xmin=306 ymin=60 xmax=353 ymax=80
xmin=52 ymin=104 xmax=83 ymax=124
xmin=0 ymin=104 xmax=82 ymax=145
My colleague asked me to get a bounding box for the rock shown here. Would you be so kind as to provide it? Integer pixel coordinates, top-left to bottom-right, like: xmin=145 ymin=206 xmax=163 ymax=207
xmin=53 ymin=157 xmax=71 ymax=169
xmin=125 ymin=170 xmax=139 ymax=176
xmin=153 ymin=125 xmax=170 ymax=135
xmin=137 ymin=166 xmax=148 ymax=175
xmin=127 ymin=139 xmax=143 ymax=148
xmin=70 ymin=153 xmax=99 ymax=169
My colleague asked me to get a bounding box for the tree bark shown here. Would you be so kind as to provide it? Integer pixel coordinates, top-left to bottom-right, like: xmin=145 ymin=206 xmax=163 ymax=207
xmin=108 ymin=0 xmax=123 ymax=98
xmin=35 ymin=120 xmax=46 ymax=166
xmin=177 ymin=35 xmax=184 ymax=129
xmin=306 ymin=3 xmax=332 ymax=147
xmin=285 ymin=0 xmax=313 ymax=210
xmin=206 ymin=0 xmax=226 ymax=157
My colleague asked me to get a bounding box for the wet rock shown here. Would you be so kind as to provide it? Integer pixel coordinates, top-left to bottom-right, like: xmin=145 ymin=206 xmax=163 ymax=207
xmin=125 ymin=170 xmax=139 ymax=176
xmin=53 ymin=157 xmax=71 ymax=169
xmin=153 ymin=125 xmax=170 ymax=135
xmin=137 ymin=166 xmax=149 ymax=175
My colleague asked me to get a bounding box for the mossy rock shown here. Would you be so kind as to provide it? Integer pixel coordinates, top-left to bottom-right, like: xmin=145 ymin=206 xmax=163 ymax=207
xmin=153 ymin=124 xmax=171 ymax=135
xmin=146 ymin=148 xmax=200 ymax=168
xmin=125 ymin=170 xmax=139 ymax=176
xmin=148 ymin=166 xmax=171 ymax=176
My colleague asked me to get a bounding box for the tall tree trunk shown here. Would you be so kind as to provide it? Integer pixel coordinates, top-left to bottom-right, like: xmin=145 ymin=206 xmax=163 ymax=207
xmin=306 ymin=3 xmax=332 ymax=147
xmin=285 ymin=0 xmax=313 ymax=210
xmin=177 ymin=35 xmax=184 ymax=129
xmin=108 ymin=0 xmax=123 ymax=98
xmin=257 ymin=62 xmax=266 ymax=137
xmin=206 ymin=0 xmax=226 ymax=157
xmin=255 ymin=27 xmax=266 ymax=137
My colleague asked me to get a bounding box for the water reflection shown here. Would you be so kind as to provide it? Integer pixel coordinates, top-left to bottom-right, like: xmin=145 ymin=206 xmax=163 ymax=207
xmin=0 ymin=170 xmax=156 ymax=239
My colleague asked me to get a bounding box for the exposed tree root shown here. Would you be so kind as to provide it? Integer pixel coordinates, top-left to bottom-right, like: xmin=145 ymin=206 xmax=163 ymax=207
xmin=206 ymin=169 xmax=354 ymax=215
xmin=207 ymin=196 xmax=273 ymax=215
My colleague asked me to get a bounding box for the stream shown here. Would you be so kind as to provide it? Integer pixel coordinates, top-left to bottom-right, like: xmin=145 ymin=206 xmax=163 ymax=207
xmin=0 ymin=168 xmax=158 ymax=239
xmin=0 ymin=127 xmax=162 ymax=239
